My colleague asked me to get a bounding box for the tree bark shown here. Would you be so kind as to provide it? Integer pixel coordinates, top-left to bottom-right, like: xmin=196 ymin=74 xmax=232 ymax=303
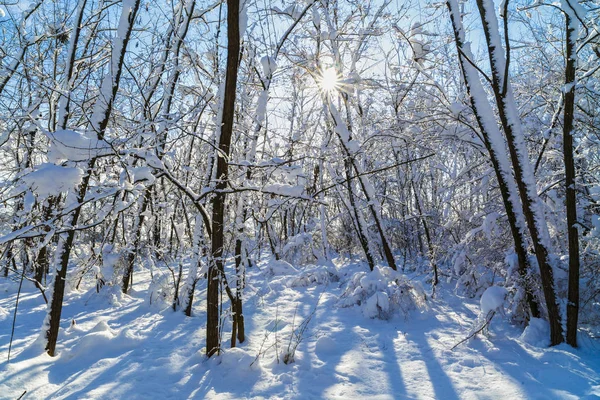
xmin=207 ymin=0 xmax=240 ymax=358
xmin=475 ymin=0 xmax=563 ymax=344
xmin=564 ymin=12 xmax=580 ymax=347
xmin=44 ymin=0 xmax=141 ymax=356
xmin=446 ymin=0 xmax=540 ymax=318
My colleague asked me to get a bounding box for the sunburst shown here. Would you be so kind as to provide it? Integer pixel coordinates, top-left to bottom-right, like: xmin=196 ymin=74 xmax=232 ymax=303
xmin=317 ymin=67 xmax=340 ymax=94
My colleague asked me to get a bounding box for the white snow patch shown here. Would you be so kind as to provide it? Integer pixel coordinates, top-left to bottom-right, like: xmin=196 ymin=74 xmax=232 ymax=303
xmin=22 ymin=163 xmax=83 ymax=198
xmin=364 ymin=291 xmax=390 ymax=319
xmin=216 ymin=347 xmax=261 ymax=376
xmin=132 ymin=166 xmax=155 ymax=184
xmin=288 ymin=264 xmax=339 ymax=287
xmin=0 ymin=305 xmax=8 ymax=320
xmin=480 ymin=286 xmax=508 ymax=315
xmin=267 ymin=259 xmax=298 ymax=276
xmin=47 ymin=129 xmax=112 ymax=162
xmin=260 ymin=56 xmax=277 ymax=77
xmin=520 ymin=317 xmax=550 ymax=347
xmin=315 ymin=335 xmax=336 ymax=355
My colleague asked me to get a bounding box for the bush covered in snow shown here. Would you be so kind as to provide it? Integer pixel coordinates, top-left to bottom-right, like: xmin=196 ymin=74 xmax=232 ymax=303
xmin=288 ymin=263 xmax=339 ymax=288
xmin=281 ymin=232 xmax=318 ymax=265
xmin=266 ymin=259 xmax=298 ymax=277
xmin=337 ymin=266 xmax=427 ymax=319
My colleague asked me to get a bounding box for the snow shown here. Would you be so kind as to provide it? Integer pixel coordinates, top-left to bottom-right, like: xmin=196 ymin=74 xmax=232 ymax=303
xmin=21 ymin=163 xmax=83 ymax=198
xmin=262 ymin=183 xmax=304 ymax=197
xmin=47 ymin=130 xmax=112 ymax=163
xmin=101 ymin=244 xmax=120 ymax=283
xmin=520 ymin=317 xmax=550 ymax=347
xmin=560 ymin=0 xmax=587 ymax=38
xmin=364 ymin=291 xmax=391 ymax=319
xmin=311 ymin=7 xmax=320 ymax=28
xmin=267 ymin=258 xmax=298 ymax=276
xmin=314 ymin=335 xmax=336 ymax=355
xmin=260 ymin=56 xmax=277 ymax=77
xmin=254 ymin=90 xmax=268 ymax=125
xmin=0 ymin=305 xmax=8 ymax=320
xmin=591 ymin=215 xmax=600 ymax=237
xmin=480 ymin=286 xmax=508 ymax=314
xmin=1 ymin=259 xmax=600 ymax=399
xmin=239 ymin=1 xmax=248 ymax=37
xmin=89 ymin=0 xmax=139 ymax=134
xmin=132 ymin=166 xmax=155 ymax=184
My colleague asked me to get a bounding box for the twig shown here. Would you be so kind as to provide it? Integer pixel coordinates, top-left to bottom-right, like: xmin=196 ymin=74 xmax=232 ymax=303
xmin=451 ymin=311 xmax=495 ymax=350
xmin=8 ymin=266 xmax=26 ymax=362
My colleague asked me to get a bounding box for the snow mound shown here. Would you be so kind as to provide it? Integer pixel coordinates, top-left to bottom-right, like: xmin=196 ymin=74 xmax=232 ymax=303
xmin=60 ymin=324 xmax=139 ymax=362
xmin=91 ymin=320 xmax=113 ymax=333
xmin=217 ymin=347 xmax=261 ymax=375
xmin=288 ymin=264 xmax=339 ymax=287
xmin=267 ymin=259 xmax=298 ymax=276
xmin=315 ymin=335 xmax=336 ymax=356
xmin=480 ymin=286 xmax=508 ymax=314
xmin=520 ymin=317 xmax=550 ymax=347
xmin=338 ymin=266 xmax=426 ymax=319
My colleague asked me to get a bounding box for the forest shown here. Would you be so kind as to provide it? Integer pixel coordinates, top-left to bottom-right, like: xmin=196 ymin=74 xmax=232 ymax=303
xmin=0 ymin=0 xmax=599 ymax=398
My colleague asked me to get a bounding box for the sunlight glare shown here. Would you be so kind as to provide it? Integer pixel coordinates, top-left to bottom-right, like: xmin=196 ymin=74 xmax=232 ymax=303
xmin=319 ymin=67 xmax=339 ymax=94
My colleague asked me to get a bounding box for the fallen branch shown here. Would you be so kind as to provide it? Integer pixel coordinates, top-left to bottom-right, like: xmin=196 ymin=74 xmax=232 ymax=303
xmin=451 ymin=310 xmax=495 ymax=351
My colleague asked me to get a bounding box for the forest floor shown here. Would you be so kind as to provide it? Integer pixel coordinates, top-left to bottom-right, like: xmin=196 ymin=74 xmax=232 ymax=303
xmin=1 ymin=257 xmax=600 ymax=399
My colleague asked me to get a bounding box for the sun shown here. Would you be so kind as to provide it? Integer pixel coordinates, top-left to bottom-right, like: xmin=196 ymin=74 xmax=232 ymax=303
xmin=318 ymin=67 xmax=340 ymax=94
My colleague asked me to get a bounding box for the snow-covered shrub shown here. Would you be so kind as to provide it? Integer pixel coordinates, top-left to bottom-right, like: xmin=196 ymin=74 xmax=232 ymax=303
xmin=217 ymin=347 xmax=261 ymax=375
xmin=288 ymin=263 xmax=339 ymax=288
xmin=337 ymin=266 xmax=427 ymax=319
xmin=452 ymin=285 xmax=510 ymax=348
xmin=451 ymin=210 xmax=515 ymax=299
xmin=96 ymin=244 xmax=122 ymax=290
xmin=281 ymin=232 xmax=317 ymax=265
xmin=266 ymin=259 xmax=298 ymax=277
xmin=147 ymin=268 xmax=173 ymax=309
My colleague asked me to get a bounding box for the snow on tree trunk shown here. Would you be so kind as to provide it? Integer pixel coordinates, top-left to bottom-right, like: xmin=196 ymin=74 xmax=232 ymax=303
xmin=446 ymin=0 xmax=540 ymax=318
xmin=475 ymin=0 xmax=563 ymax=344
xmin=44 ymin=0 xmax=142 ymax=356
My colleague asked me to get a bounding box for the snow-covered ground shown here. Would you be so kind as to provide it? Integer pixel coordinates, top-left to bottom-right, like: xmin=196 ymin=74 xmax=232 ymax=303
xmin=1 ymin=259 xmax=600 ymax=399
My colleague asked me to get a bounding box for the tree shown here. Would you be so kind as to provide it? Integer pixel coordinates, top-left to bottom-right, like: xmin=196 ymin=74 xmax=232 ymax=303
xmin=44 ymin=0 xmax=142 ymax=356
xmin=206 ymin=0 xmax=241 ymax=358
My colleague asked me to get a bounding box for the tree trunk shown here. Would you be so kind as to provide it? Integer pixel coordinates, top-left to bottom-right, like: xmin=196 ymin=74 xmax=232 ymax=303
xmin=329 ymin=101 xmax=396 ymax=270
xmin=44 ymin=0 xmax=141 ymax=356
xmin=344 ymin=158 xmax=376 ymax=271
xmin=475 ymin=0 xmax=563 ymax=345
xmin=446 ymin=0 xmax=540 ymax=318
xmin=207 ymin=0 xmax=240 ymax=358
xmin=46 ymin=164 xmax=95 ymax=356
xmin=412 ymin=181 xmax=438 ymax=286
xmin=564 ymin=12 xmax=580 ymax=347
